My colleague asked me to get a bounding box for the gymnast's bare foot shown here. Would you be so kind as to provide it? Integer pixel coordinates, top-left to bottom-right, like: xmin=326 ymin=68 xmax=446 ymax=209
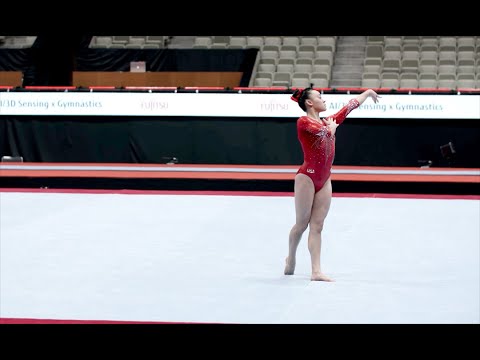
xmin=311 ymin=272 xmax=334 ymax=282
xmin=284 ymin=257 xmax=295 ymax=275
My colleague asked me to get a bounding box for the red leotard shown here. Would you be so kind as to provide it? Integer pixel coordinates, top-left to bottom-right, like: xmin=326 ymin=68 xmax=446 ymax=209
xmin=296 ymin=98 xmax=360 ymax=192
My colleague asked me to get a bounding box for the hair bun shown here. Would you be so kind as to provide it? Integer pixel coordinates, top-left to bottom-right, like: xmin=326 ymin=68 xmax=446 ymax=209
xmin=290 ymin=89 xmax=302 ymax=102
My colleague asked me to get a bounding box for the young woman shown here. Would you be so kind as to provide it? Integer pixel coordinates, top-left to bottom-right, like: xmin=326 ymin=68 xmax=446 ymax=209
xmin=286 ymin=87 xmax=380 ymax=281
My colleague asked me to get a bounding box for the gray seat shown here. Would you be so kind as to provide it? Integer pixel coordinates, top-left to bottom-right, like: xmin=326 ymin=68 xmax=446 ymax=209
xmin=254 ymin=78 xmax=273 ymax=87
xmin=310 ymin=72 xmax=330 ymax=88
xmin=263 ymin=36 xmax=282 ymax=46
xmin=229 ymin=36 xmax=247 ymax=48
xmin=272 ymin=72 xmax=291 ymax=87
xmin=363 ymin=58 xmax=382 ymax=73
xmin=456 ymin=73 xmax=476 ymax=88
xmin=361 ymin=78 xmax=381 ymax=88
xmin=246 ymin=36 xmax=264 ymax=48
xmin=399 ymin=73 xmax=419 ymax=88
xmin=418 ymin=59 xmax=438 ymax=74
xmin=291 ymin=73 xmax=311 ymax=88
xmin=437 ymin=73 xmax=457 ymax=89
xmin=418 ymin=73 xmax=438 ymax=88
xmin=365 ymin=45 xmax=383 ymax=59
xmin=382 ymin=59 xmax=401 ymax=73
xmin=457 ymin=59 xmax=475 ymax=74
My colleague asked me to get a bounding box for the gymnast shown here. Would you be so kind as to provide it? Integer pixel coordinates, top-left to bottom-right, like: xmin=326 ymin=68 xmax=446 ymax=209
xmin=285 ymin=86 xmax=380 ymax=281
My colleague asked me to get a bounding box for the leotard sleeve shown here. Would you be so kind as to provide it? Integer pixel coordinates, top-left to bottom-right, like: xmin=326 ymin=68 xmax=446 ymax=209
xmin=297 ymin=116 xmax=333 ymax=138
xmin=328 ymin=98 xmax=360 ymax=125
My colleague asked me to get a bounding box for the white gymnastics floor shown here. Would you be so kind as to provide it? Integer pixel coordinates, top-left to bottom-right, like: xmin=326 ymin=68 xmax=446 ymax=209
xmin=0 ymin=190 xmax=479 ymax=324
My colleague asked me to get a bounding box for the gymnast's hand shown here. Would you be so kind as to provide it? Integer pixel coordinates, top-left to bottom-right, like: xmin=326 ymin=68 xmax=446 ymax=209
xmin=367 ymin=89 xmax=381 ymax=103
xmin=325 ymin=117 xmax=339 ymax=136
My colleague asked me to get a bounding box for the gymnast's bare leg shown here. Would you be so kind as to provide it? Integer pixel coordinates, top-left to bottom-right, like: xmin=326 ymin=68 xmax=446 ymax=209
xmin=285 ymin=174 xmax=333 ymax=281
xmin=308 ymin=178 xmax=333 ymax=282
xmin=285 ymin=173 xmax=315 ymax=275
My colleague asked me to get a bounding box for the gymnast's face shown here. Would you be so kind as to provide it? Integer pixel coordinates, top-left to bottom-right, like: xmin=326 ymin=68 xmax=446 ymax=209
xmin=306 ymin=90 xmax=327 ymax=112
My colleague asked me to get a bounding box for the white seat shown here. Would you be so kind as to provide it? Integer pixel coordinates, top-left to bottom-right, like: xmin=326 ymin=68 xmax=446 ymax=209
xmin=93 ymin=36 xmax=113 ymax=47
xmin=402 ymin=36 xmax=421 ymax=45
xmin=263 ymin=36 xmax=282 ymax=46
xmin=229 ymin=36 xmax=247 ymax=47
xmin=291 ymin=73 xmax=311 ymax=88
xmin=258 ymin=63 xmax=276 ymax=72
xmin=402 ymin=48 xmax=420 ymax=60
xmin=282 ymin=36 xmax=300 ymax=46
xmin=316 ymin=36 xmax=336 ymax=49
xmin=246 ymin=36 xmax=264 ymax=48
xmin=300 ymin=36 xmax=319 ymax=46
xmin=128 ymin=36 xmax=146 ymax=46
xmin=278 ymin=49 xmax=297 ymax=60
xmin=254 ymin=78 xmax=272 ymax=87
xmin=384 ymin=36 xmax=402 ymax=46
xmin=145 ymin=36 xmax=165 ymax=46
xmin=112 ymin=35 xmax=129 ymax=44
xmin=420 ymin=36 xmax=439 ymax=46
xmin=361 ymin=78 xmax=381 ymax=88
xmin=276 ymin=63 xmax=294 ymax=73
xmin=291 ymin=77 xmax=311 ymax=88
xmin=294 ymin=63 xmax=313 ymax=73
xmin=438 ymin=37 xmax=457 ymax=47
xmin=260 ymin=50 xmax=279 ymax=61
xmin=438 ymin=50 xmax=457 ymax=61
xmin=380 ymin=78 xmax=399 ymax=88
xmin=297 ymin=45 xmax=315 ymax=59
xmin=457 ymin=37 xmax=476 ymax=47
xmin=255 ymin=72 xmax=274 ymax=81
xmin=194 ymin=37 xmax=212 ymax=47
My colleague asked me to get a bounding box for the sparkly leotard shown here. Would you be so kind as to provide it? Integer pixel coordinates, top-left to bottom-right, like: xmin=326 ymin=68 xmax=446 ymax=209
xmin=296 ymin=98 xmax=360 ymax=192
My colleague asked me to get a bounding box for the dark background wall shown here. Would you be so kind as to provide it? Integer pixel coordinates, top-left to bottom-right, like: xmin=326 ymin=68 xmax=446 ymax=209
xmin=1 ymin=115 xmax=478 ymax=168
